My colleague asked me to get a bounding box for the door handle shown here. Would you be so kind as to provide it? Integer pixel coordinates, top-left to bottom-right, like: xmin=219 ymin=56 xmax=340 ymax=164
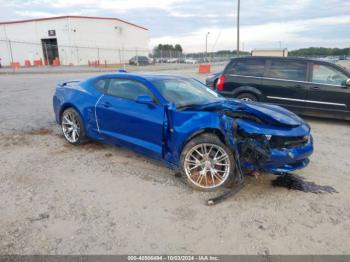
xmin=310 ymin=86 xmax=320 ymax=90
xmin=102 ymin=102 xmax=112 ymax=108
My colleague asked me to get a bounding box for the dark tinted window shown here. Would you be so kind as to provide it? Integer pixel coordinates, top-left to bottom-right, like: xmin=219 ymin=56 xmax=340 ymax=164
xmin=312 ymin=64 xmax=348 ymax=85
xmin=229 ymin=59 xmax=265 ymax=77
xmin=106 ymin=79 xmax=154 ymax=100
xmin=95 ymin=79 xmax=108 ymax=93
xmin=267 ymin=60 xmax=306 ymax=81
xmin=132 ymin=56 xmax=148 ymax=62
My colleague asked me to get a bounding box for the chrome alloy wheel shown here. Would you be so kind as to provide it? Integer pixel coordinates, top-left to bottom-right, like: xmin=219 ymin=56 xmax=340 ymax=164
xmin=184 ymin=143 xmax=231 ymax=189
xmin=62 ymin=110 xmax=80 ymax=143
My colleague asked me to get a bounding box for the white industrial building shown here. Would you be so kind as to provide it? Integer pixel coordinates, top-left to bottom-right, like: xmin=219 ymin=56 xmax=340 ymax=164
xmin=251 ymin=48 xmax=288 ymax=57
xmin=0 ymin=16 xmax=149 ymax=66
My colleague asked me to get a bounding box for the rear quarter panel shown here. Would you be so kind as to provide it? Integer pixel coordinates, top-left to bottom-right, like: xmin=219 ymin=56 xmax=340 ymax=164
xmin=53 ymin=81 xmax=100 ymax=139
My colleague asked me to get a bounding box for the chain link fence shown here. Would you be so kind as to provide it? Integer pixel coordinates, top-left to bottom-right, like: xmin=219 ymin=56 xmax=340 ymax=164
xmin=0 ymin=39 xmax=234 ymax=68
xmin=0 ymin=39 xmax=149 ymax=67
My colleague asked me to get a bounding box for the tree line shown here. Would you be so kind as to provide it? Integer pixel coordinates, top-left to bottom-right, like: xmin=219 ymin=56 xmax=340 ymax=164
xmin=152 ymin=44 xmax=183 ymax=58
xmin=152 ymin=44 xmax=250 ymax=58
xmin=186 ymin=50 xmax=250 ymax=58
xmin=289 ymin=47 xmax=350 ymax=57
xmin=152 ymin=44 xmax=350 ymax=58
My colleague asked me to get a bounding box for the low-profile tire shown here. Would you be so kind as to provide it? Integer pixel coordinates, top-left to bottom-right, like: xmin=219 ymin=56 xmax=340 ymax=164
xmin=180 ymin=133 xmax=236 ymax=191
xmin=61 ymin=107 xmax=87 ymax=145
xmin=236 ymin=92 xmax=258 ymax=102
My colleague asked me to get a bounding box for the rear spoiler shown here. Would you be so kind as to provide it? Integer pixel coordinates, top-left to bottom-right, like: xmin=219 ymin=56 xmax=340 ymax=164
xmin=57 ymin=80 xmax=81 ymax=87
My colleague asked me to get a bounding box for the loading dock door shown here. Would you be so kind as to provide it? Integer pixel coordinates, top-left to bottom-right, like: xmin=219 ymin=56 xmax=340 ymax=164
xmin=41 ymin=38 xmax=59 ymax=65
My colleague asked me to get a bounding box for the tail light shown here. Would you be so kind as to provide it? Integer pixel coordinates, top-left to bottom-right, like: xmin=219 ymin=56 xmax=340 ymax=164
xmin=216 ymin=75 xmax=225 ymax=91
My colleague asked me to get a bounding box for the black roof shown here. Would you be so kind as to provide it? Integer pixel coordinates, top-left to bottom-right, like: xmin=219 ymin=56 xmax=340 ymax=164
xmin=230 ymin=56 xmax=322 ymax=62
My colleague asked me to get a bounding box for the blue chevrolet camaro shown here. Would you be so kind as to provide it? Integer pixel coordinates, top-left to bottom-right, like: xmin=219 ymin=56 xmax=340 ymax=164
xmin=53 ymin=73 xmax=313 ymax=191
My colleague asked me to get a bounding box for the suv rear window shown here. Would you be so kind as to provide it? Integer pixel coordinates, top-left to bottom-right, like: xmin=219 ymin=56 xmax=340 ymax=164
xmin=229 ymin=59 xmax=265 ymax=77
xmin=267 ymin=60 xmax=306 ymax=81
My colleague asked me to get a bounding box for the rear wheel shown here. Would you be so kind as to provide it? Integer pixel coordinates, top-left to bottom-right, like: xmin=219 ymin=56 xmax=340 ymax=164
xmin=236 ymin=92 xmax=258 ymax=102
xmin=213 ymin=79 xmax=218 ymax=89
xmin=180 ymin=134 xmax=235 ymax=191
xmin=61 ymin=108 xmax=86 ymax=145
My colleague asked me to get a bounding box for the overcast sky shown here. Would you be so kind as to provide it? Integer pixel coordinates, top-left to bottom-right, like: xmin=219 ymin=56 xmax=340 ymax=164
xmin=0 ymin=0 xmax=349 ymax=53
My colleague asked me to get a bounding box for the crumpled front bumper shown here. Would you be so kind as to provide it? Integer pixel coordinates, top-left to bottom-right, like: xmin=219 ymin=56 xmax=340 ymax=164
xmin=235 ymin=119 xmax=314 ymax=174
xmin=260 ymin=135 xmax=313 ymax=173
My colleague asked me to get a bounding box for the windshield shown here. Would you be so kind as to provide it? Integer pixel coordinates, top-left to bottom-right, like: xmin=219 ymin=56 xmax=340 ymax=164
xmin=151 ymin=78 xmax=223 ymax=108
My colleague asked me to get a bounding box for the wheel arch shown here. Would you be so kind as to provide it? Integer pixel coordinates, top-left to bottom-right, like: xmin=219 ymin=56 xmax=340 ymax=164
xmin=231 ymin=86 xmax=264 ymax=101
xmin=181 ymin=128 xmax=227 ymax=152
xmin=58 ymin=103 xmax=84 ymax=125
xmin=213 ymin=78 xmax=218 ymax=88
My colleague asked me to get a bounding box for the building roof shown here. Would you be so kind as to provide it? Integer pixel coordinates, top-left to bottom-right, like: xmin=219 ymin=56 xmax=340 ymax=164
xmin=0 ymin=15 xmax=148 ymax=30
xmin=252 ymin=48 xmax=288 ymax=51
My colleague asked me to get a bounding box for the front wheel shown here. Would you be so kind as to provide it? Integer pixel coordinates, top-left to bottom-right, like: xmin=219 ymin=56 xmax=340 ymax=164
xmin=180 ymin=134 xmax=235 ymax=191
xmin=61 ymin=108 xmax=86 ymax=145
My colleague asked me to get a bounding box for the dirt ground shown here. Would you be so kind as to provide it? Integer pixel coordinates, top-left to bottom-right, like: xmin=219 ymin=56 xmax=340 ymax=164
xmin=1 ymin=64 xmax=350 ymax=255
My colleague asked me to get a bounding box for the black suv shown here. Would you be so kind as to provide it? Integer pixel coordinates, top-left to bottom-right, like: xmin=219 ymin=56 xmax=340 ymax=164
xmin=129 ymin=56 xmax=150 ymax=66
xmin=214 ymin=56 xmax=350 ymax=120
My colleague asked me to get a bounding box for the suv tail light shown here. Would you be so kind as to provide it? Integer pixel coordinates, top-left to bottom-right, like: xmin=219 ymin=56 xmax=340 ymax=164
xmin=216 ymin=75 xmax=225 ymax=91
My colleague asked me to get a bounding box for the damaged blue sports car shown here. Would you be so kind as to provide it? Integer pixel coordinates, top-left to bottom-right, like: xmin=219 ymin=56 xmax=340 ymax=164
xmin=53 ymin=73 xmax=313 ymax=191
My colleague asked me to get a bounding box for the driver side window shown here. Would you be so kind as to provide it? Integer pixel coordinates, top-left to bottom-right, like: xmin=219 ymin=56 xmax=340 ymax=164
xmin=312 ymin=64 xmax=348 ymax=86
xmin=106 ymin=79 xmax=155 ymax=101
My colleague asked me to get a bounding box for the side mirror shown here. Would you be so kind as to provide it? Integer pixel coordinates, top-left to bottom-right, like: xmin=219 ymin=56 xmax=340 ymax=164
xmin=136 ymin=95 xmax=154 ymax=105
xmin=346 ymin=79 xmax=350 ymax=88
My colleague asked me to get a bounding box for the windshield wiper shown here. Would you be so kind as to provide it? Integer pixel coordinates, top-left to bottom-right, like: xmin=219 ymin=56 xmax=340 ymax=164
xmin=177 ymin=100 xmax=224 ymax=111
xmin=176 ymin=103 xmax=201 ymax=110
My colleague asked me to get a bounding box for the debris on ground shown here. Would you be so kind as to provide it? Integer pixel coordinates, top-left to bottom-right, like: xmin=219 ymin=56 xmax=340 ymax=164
xmin=251 ymin=171 xmax=262 ymax=179
xmin=28 ymin=128 xmax=53 ymax=136
xmin=174 ymin=172 xmax=182 ymax=178
xmin=272 ymin=174 xmax=337 ymax=193
xmin=207 ymin=183 xmax=245 ymax=206
xmin=28 ymin=212 xmax=50 ymax=222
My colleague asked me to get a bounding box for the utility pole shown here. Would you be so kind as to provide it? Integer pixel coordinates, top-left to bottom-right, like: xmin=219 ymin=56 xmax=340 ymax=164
xmin=205 ymin=32 xmax=210 ymax=61
xmin=8 ymin=40 xmax=14 ymax=65
xmin=237 ymin=0 xmax=240 ymax=57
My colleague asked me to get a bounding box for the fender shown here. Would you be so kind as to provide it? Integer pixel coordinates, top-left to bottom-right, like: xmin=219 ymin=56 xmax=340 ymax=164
xmin=182 ymin=127 xmax=226 ymax=150
xmin=163 ymin=106 xmax=227 ymax=166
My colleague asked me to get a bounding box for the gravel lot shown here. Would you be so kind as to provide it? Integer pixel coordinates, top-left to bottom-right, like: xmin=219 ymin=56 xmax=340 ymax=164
xmin=1 ymin=63 xmax=350 ymax=255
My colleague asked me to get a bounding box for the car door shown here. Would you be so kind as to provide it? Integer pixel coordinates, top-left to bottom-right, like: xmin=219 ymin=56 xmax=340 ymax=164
xmin=262 ymin=59 xmax=308 ymax=110
xmin=95 ymin=77 xmax=164 ymax=159
xmin=305 ymin=62 xmax=350 ymax=114
xmin=222 ymin=58 xmax=266 ymax=97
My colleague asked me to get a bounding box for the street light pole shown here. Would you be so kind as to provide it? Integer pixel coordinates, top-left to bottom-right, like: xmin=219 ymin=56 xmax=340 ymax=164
xmin=237 ymin=0 xmax=240 ymax=57
xmin=205 ymin=32 xmax=210 ymax=61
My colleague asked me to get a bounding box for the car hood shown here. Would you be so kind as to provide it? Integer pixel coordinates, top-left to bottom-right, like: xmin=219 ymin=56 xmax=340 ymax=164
xmin=188 ymin=99 xmax=305 ymax=127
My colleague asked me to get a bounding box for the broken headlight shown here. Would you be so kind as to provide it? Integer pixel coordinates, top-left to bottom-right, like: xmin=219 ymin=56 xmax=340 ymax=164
xmin=236 ymin=128 xmax=271 ymax=165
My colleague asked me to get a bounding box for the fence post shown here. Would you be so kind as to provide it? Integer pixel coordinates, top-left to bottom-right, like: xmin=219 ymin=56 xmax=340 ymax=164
xmin=97 ymin=47 xmax=100 ymax=65
xmin=136 ymin=48 xmax=138 ymax=67
xmin=8 ymin=40 xmax=14 ymax=66
xmin=76 ymin=46 xmax=79 ymax=65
